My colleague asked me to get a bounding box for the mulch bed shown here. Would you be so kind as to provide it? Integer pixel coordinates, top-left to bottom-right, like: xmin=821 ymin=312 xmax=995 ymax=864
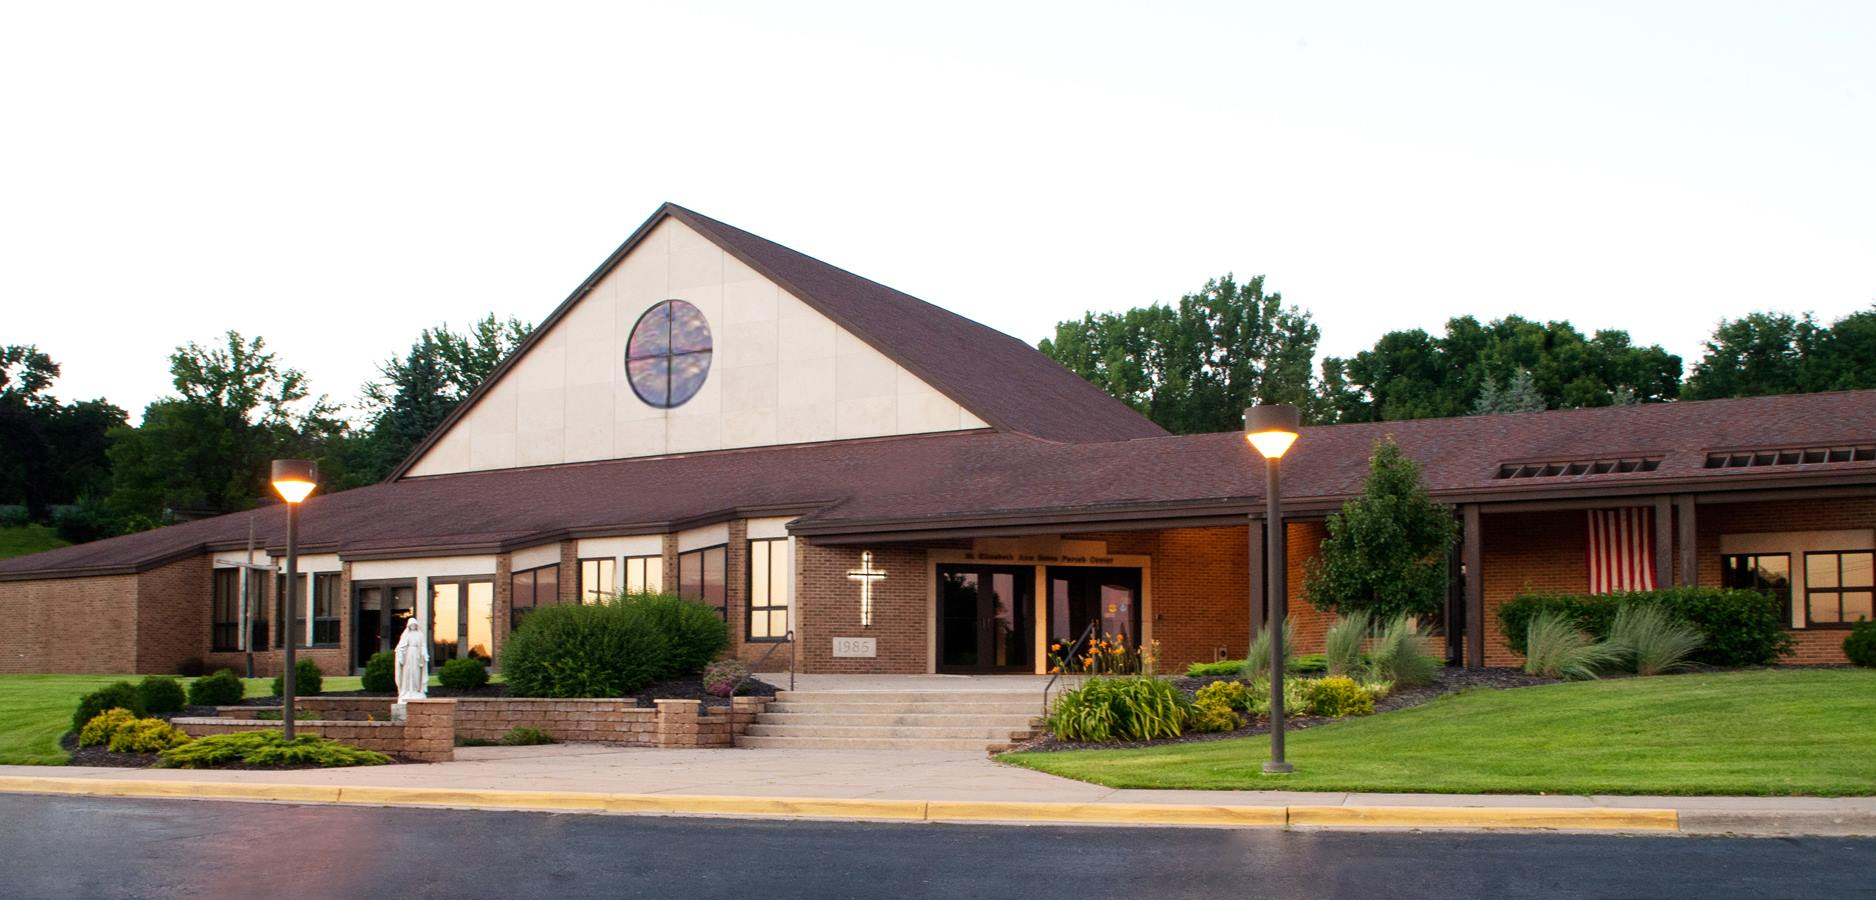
xmin=1012 ymin=667 xmax=1557 ymax=753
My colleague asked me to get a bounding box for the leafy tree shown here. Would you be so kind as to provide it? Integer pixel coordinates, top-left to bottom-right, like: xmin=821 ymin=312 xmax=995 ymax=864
xmin=0 ymin=346 xmax=127 ymax=519
xmin=107 ymin=332 xmax=347 ymax=526
xmin=1683 ymin=306 xmax=1876 ymax=399
xmin=1040 ymin=275 xmax=1320 ymax=433
xmin=1321 ymin=316 xmax=1681 ymax=422
xmin=1472 ymin=369 xmax=1546 ymax=415
xmin=348 ymin=314 xmax=533 ymax=485
xmin=1303 ymin=438 xmax=1458 ymax=621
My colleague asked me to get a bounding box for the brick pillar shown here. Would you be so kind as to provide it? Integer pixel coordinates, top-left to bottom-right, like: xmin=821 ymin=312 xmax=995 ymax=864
xmin=491 ymin=553 xmax=512 ymax=666
xmin=558 ymin=541 xmax=579 ymax=604
xmin=660 ymin=534 xmax=679 ymax=594
xmin=655 ymin=699 xmax=702 ymax=748
xmin=401 ymin=698 xmax=456 ymax=762
xmin=726 ymin=520 xmax=749 ymax=647
xmin=728 ymin=696 xmax=766 ymax=737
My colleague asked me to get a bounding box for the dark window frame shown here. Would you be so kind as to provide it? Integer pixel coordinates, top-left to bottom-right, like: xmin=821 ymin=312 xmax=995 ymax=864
xmin=623 ymin=554 xmax=663 ymax=594
xmin=578 ymin=557 xmax=616 ymax=604
xmin=1720 ymin=552 xmax=1794 ymax=623
xmin=211 ymin=568 xmax=242 ymax=652
xmin=509 ymin=563 xmax=560 ymax=631
xmin=677 ymin=544 xmax=728 ymax=619
xmin=1803 ymin=550 xmax=1875 ymax=629
xmin=746 ymin=538 xmax=790 ymax=643
xmin=312 ymin=572 xmax=342 ymax=647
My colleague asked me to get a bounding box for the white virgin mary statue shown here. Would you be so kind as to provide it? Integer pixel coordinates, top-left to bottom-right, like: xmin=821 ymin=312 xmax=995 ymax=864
xmin=393 ymin=619 xmax=429 ymax=702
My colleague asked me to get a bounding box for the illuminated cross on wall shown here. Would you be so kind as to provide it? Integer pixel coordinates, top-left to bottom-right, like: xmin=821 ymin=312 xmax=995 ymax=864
xmin=846 ymin=551 xmax=887 ymax=627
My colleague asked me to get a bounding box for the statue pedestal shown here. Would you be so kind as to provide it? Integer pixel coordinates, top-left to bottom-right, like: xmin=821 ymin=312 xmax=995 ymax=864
xmin=391 ymin=702 xmax=408 ymax=722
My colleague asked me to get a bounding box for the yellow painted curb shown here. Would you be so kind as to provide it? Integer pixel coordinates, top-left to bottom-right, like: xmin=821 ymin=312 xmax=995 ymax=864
xmin=0 ymin=776 xmax=342 ymax=804
xmin=1289 ymin=805 xmax=1680 ymax=832
xmin=928 ymin=800 xmax=1285 ymax=827
xmin=604 ymin=794 xmax=928 ymax=820
xmin=337 ymin=785 xmax=613 ymax=812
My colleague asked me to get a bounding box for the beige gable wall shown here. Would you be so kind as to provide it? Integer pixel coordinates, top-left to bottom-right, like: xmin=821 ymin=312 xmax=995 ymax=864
xmin=408 ymin=219 xmax=987 ymax=476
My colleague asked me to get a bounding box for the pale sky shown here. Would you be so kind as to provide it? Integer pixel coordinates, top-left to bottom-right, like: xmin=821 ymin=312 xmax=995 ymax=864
xmin=4 ymin=1 xmax=1871 ymax=421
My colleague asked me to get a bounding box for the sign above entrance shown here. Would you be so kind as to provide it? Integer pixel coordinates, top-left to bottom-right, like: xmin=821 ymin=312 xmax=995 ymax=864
xmin=965 ymin=537 xmax=1116 ymax=565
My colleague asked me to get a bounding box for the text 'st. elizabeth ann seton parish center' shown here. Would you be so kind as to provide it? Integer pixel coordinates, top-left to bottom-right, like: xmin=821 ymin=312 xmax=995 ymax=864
xmin=3 ymin=204 xmax=1873 ymax=675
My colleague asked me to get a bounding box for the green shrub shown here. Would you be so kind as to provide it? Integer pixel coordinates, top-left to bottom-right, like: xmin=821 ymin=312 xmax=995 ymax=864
xmin=502 ymin=601 xmax=672 ymax=698
xmin=1846 ymin=621 xmax=1876 ymax=668
xmin=438 ymin=657 xmax=490 ymax=690
xmin=253 ymin=709 xmax=317 ymax=721
xmin=1289 ymin=653 xmax=1327 ymax=674
xmin=1184 ymin=658 xmax=1246 ymax=678
xmin=187 ymin=669 xmax=245 ymax=707
xmin=500 ymin=727 xmax=555 ymax=746
xmin=1367 ymin=615 xmax=1440 ymax=687
xmin=1187 ymin=700 xmax=1241 ymax=733
xmin=107 ymin=718 xmax=192 ymax=754
xmin=1047 ymin=676 xmax=1189 ymax=742
xmin=78 ymin=708 xmax=139 ymax=747
xmin=362 ymin=651 xmax=395 ymax=693
xmin=137 ymin=676 xmax=188 ymax=714
xmin=1498 ymin=588 xmax=1792 ymax=666
xmin=1193 ymin=679 xmax=1253 ymax=712
xmin=1244 ymin=676 xmax=1309 ymax=718
xmin=160 ymin=732 xmax=392 ymax=768
xmin=1189 ymin=681 xmax=1250 ymax=733
xmin=271 ymin=660 xmax=324 ymax=698
xmin=702 ymin=658 xmax=751 ymax=697
xmin=1523 ymin=612 xmax=1620 ymax=680
xmin=615 ymin=593 xmax=729 ymax=678
xmin=1302 ymin=675 xmax=1375 ymax=717
xmin=1243 ymin=618 xmax=1293 ymax=682
xmin=73 ymin=682 xmax=145 ymax=733
xmin=1324 ymin=612 xmax=1370 ymax=677
xmin=1608 ymin=604 xmax=1703 ymax=676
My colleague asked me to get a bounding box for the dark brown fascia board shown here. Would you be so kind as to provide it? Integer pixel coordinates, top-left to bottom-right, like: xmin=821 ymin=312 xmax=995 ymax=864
xmin=386 ymin=203 xmax=1023 ymax=482
xmin=335 ymin=503 xmax=838 ymax=562
xmin=0 ymin=543 xmax=212 ymax=583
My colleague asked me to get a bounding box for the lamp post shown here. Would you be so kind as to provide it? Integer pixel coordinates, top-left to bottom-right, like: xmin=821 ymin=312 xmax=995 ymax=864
xmin=1245 ymin=404 xmax=1300 ymax=775
xmin=270 ymin=459 xmax=318 ymax=739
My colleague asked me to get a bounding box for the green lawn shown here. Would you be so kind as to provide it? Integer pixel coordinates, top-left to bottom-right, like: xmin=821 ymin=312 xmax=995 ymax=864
xmin=0 ymin=673 xmax=421 ymax=765
xmin=0 ymin=525 xmax=68 ymax=561
xmin=1005 ymin=669 xmax=1876 ymax=797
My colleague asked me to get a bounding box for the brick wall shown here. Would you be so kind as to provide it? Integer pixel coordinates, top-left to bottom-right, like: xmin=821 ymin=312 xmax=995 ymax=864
xmin=452 ymin=696 xmax=764 ymax=747
xmin=0 ymin=572 xmax=139 ymax=674
xmin=795 ymin=540 xmax=929 ymax=673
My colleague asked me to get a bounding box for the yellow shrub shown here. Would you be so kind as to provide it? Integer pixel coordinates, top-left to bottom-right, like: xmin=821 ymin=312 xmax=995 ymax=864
xmin=1193 ymin=680 xmax=1252 ymax=712
xmin=1302 ymin=675 xmax=1375 ymax=718
xmin=107 ymin=718 xmax=193 ymax=754
xmin=78 ymin=708 xmax=138 ymax=747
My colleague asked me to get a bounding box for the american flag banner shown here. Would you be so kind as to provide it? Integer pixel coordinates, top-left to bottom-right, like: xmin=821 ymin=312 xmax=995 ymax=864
xmin=1586 ymin=507 xmax=1657 ymax=594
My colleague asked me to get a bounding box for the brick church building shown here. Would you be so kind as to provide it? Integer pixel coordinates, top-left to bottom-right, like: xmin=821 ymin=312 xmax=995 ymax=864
xmin=2 ymin=204 xmax=1871 ymax=676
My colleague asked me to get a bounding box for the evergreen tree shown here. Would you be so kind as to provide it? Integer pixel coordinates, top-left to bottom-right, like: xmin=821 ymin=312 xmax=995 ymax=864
xmin=1472 ymin=369 xmax=1546 ymax=415
xmin=1302 ymin=438 xmax=1458 ymax=621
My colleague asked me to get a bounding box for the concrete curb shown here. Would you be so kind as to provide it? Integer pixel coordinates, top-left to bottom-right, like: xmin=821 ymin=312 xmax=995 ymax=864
xmin=0 ymin=775 xmax=1693 ymax=832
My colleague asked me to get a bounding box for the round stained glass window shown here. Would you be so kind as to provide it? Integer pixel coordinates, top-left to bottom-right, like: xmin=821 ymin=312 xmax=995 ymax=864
xmin=625 ymin=299 xmax=713 ymax=408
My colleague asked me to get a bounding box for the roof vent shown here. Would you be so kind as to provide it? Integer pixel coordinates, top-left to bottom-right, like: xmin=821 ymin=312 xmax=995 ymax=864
xmin=1705 ymin=444 xmax=1876 ymax=469
xmin=1495 ymin=457 xmax=1662 ymax=479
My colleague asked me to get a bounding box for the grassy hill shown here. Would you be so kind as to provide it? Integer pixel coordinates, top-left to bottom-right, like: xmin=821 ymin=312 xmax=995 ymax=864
xmin=0 ymin=525 xmax=68 ymax=561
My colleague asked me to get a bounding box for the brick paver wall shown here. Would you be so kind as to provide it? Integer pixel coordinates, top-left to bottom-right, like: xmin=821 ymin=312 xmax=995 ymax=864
xmin=173 ymin=697 xmax=455 ymax=762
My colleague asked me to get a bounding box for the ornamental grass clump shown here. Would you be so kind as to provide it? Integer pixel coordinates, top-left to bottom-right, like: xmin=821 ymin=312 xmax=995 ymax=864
xmin=1323 ymin=612 xmax=1370 ymax=677
xmin=1367 ymin=615 xmax=1440 ymax=688
xmin=1523 ymin=612 xmax=1620 ymax=680
xmin=1608 ymin=603 xmax=1704 ymax=676
xmin=1242 ymin=618 xmax=1293 ymax=682
xmin=1047 ymin=676 xmax=1189 ymax=742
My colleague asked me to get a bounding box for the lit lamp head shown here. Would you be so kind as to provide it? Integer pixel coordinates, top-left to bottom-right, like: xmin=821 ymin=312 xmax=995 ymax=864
xmin=270 ymin=459 xmax=319 ymax=504
xmin=1244 ymin=404 xmax=1301 ymax=459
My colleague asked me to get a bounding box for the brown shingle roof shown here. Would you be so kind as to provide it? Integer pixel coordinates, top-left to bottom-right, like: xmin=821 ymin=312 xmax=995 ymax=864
xmin=5 ymin=391 xmax=1874 ymax=580
xmin=387 ymin=204 xmax=1166 ymax=479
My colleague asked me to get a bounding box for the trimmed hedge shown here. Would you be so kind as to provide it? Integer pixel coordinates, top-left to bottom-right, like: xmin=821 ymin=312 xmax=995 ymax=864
xmin=187 ymin=669 xmax=245 ymax=707
xmin=615 ymin=593 xmax=730 ymax=679
xmin=74 ymin=682 xmax=145 ymax=733
xmin=361 ymin=651 xmax=395 ymax=693
xmin=1847 ymin=621 xmax=1876 ymax=668
xmin=271 ymin=660 xmax=324 ymax=698
xmin=438 ymin=657 xmax=490 ymax=690
xmin=137 ymin=676 xmax=187 ymax=714
xmin=501 ymin=601 xmax=672 ymax=698
xmin=1498 ymin=587 xmax=1793 ymax=667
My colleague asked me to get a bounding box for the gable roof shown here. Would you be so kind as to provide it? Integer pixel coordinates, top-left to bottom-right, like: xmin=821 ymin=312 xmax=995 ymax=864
xmin=388 ymin=203 xmax=1167 ymax=479
xmin=6 ymin=390 xmax=1873 ymax=581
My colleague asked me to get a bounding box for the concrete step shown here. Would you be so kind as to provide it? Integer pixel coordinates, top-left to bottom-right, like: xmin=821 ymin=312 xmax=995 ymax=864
xmin=767 ymin=700 xmax=1042 ymax=715
xmin=734 ymin=735 xmax=1003 ymax=751
xmin=755 ymin=712 xmax=1042 ymax=728
xmin=742 ymin=723 xmax=1027 ymax=739
xmin=773 ymin=691 xmax=1045 ymax=705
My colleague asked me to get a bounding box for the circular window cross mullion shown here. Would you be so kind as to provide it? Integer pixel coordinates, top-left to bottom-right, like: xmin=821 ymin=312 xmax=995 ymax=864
xmin=626 ymin=299 xmax=712 ymax=409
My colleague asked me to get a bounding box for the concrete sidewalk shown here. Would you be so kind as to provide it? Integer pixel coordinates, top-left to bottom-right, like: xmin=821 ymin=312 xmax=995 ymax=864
xmin=2 ymin=745 xmax=1871 ymax=835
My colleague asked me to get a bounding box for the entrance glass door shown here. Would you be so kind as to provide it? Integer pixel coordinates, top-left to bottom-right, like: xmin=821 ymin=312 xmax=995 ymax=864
xmin=430 ymin=579 xmax=495 ymax=667
xmin=353 ymin=581 xmax=417 ymax=671
xmin=1047 ymin=567 xmax=1142 ymax=647
xmin=937 ymin=565 xmax=1035 ymax=673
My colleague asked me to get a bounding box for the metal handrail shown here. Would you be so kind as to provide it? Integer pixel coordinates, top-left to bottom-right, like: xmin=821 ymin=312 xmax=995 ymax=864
xmin=728 ymin=630 xmax=794 ymax=705
xmin=1041 ymin=620 xmax=1101 ymax=716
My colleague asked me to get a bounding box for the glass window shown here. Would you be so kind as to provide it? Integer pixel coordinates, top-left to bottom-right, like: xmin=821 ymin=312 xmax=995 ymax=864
xmin=747 ymin=538 xmax=790 ymax=641
xmin=626 ymin=300 xmax=713 ymax=408
xmin=678 ymin=545 xmax=727 ymax=617
xmin=274 ymin=573 xmax=309 ymax=648
xmin=211 ymin=569 xmax=241 ymax=651
xmin=509 ymin=564 xmax=559 ymax=631
xmin=1722 ymin=554 xmax=1792 ymax=622
xmin=431 ymin=581 xmax=461 ymax=661
xmin=579 ymin=558 xmax=616 ymax=604
xmin=313 ymin=573 xmax=341 ymax=646
xmin=624 ymin=555 xmax=664 ymax=594
xmin=1804 ymin=551 xmax=1875 ymax=627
